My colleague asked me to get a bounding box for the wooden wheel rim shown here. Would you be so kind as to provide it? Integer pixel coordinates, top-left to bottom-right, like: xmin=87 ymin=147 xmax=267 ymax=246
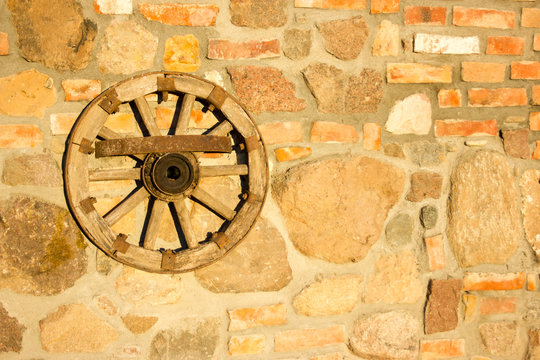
xmin=63 ymin=72 xmax=268 ymax=273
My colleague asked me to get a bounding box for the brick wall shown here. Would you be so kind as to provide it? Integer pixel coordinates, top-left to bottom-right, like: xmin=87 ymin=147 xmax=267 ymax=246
xmin=0 ymin=0 xmax=539 ymax=359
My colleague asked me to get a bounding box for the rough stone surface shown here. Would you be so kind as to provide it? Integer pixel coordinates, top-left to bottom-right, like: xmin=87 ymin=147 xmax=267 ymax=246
xmin=373 ymin=20 xmax=400 ymax=56
xmin=529 ymin=328 xmax=540 ymax=360
xmin=384 ymin=143 xmax=406 ymax=159
xmin=6 ymin=0 xmax=96 ymax=71
xmin=273 ymin=156 xmax=405 ymax=263
xmin=502 ymin=129 xmax=530 ymax=159
xmin=115 ymin=267 xmax=182 ymax=305
xmin=121 ymin=314 xmax=158 ymax=334
xmin=164 ymin=34 xmax=200 ymax=72
xmin=385 ymin=94 xmax=432 ymax=135
xmin=479 ymin=322 xmax=522 ymax=357
xmin=0 ymin=303 xmax=25 ymax=353
xmin=40 ymin=303 xmax=118 ymax=353
xmin=520 ymin=170 xmax=540 ymax=260
xmin=447 ymin=151 xmax=521 ymax=267
xmin=283 ymin=29 xmax=312 ymax=60
xmin=406 ymin=171 xmax=443 ymax=202
xmin=228 ymin=66 xmax=306 ymax=113
xmin=293 ymin=275 xmax=363 ymax=316
xmin=318 ymin=16 xmax=369 ymax=60
xmin=230 ymin=0 xmax=287 ymax=28
xmin=364 ymin=251 xmax=424 ymax=304
xmin=420 ymin=206 xmax=438 ymax=229
xmin=350 ymin=311 xmax=420 ymax=360
xmin=98 ymin=20 xmax=158 ymax=74
xmin=345 ymin=69 xmax=384 ymax=113
xmin=0 ymin=196 xmax=87 ymax=296
xmin=405 ymin=141 xmax=446 ymax=166
xmin=195 ymin=218 xmax=292 ymax=292
xmin=0 ymin=70 xmax=56 ymax=118
xmin=425 ymin=279 xmax=463 ymax=334
xmin=2 ymin=154 xmax=62 ymax=187
xmin=303 ymin=63 xmax=346 ymax=113
xmin=149 ymin=318 xmax=220 ymax=360
xmin=385 ymin=214 xmax=413 ymax=247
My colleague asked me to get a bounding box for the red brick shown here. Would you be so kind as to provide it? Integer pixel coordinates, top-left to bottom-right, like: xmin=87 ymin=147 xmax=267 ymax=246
xmin=228 ymin=334 xmax=265 ymax=355
xmin=405 ymin=6 xmax=446 ymax=26
xmin=468 ymin=88 xmax=527 ymax=107
xmin=274 ymin=326 xmax=346 ymax=352
xmin=533 ymin=85 xmax=540 ymax=105
xmin=453 ymin=6 xmax=515 ymax=29
xmin=227 ymin=304 xmax=286 ymax=331
xmin=0 ymin=32 xmax=8 ymax=55
xmin=311 ymin=121 xmax=359 ymax=143
xmin=387 ymin=63 xmax=452 ymax=83
xmin=486 ymin=36 xmax=524 ymax=55
xmin=208 ymin=39 xmax=280 ymax=60
xmin=0 ymin=124 xmax=42 ymax=148
xmin=425 ymin=234 xmax=446 ymax=271
xmin=461 ymin=62 xmax=506 ymax=83
xmin=259 ymin=121 xmax=303 ymax=145
xmin=94 ymin=0 xmax=132 ymax=14
xmin=534 ymin=34 xmax=540 ymax=51
xmin=295 ymin=0 xmax=366 ymax=9
xmin=438 ymin=89 xmax=461 ymax=108
xmin=530 ymin=112 xmax=540 ymax=131
xmin=138 ymin=3 xmax=219 ymax=26
xmin=275 ymin=147 xmax=312 ymax=162
xmin=522 ymin=8 xmax=540 ymax=28
xmin=371 ymin=0 xmax=399 ymax=14
xmin=463 ymin=272 xmax=526 ymax=291
xmin=62 ymin=79 xmax=101 ymax=102
xmin=420 ymin=339 xmax=465 ymax=359
xmin=363 ymin=123 xmax=381 ymax=151
xmin=511 ymin=61 xmax=540 ymax=80
xmin=435 ymin=120 xmax=497 ymax=137
xmin=534 ymin=141 xmax=540 ymax=160
xmin=479 ymin=297 xmax=517 ymax=315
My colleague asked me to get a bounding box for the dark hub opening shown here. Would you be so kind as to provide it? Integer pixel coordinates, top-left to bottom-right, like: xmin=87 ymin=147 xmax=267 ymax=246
xmin=167 ymin=166 xmax=181 ymax=180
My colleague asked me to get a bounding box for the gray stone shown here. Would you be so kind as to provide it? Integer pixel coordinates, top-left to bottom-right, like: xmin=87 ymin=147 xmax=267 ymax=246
xmin=520 ymin=170 xmax=540 ymax=260
xmin=0 ymin=302 xmax=25 ymax=353
xmin=195 ymin=218 xmax=292 ymax=292
xmin=479 ymin=321 xmax=523 ymax=357
xmin=273 ymin=156 xmax=405 ymax=263
xmin=385 ymin=214 xmax=413 ymax=247
xmin=317 ymin=16 xmax=369 ymax=60
xmin=230 ymin=0 xmax=287 ymax=28
xmin=96 ymin=250 xmax=119 ymax=275
xmin=525 ymin=299 xmax=540 ymax=321
xmin=303 ymin=63 xmax=346 ymax=114
xmin=2 ymin=154 xmax=62 ymax=187
xmin=0 ymin=196 xmax=87 ymax=296
xmin=350 ymin=311 xmax=420 ymax=360
xmin=447 ymin=151 xmax=521 ymax=268
xmin=6 ymin=0 xmax=96 ymax=71
xmin=420 ymin=206 xmax=438 ymax=229
xmin=424 ymin=279 xmax=462 ymax=334
xmin=345 ymin=69 xmax=384 ymax=113
xmin=405 ymin=141 xmax=446 ymax=167
xmin=283 ymin=29 xmax=311 ymax=60
xmin=149 ymin=318 xmax=220 ymax=360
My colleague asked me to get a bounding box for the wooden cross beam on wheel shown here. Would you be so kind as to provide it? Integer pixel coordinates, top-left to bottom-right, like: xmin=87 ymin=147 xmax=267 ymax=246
xmin=63 ymin=72 xmax=268 ymax=273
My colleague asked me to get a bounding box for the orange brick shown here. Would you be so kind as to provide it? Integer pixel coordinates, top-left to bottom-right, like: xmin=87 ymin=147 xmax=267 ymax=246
xmin=94 ymin=0 xmax=132 ymax=14
xmin=531 ymin=112 xmax=540 ymax=131
xmin=371 ymin=0 xmax=399 ymax=14
xmin=461 ymin=62 xmax=506 ymax=83
xmin=486 ymin=36 xmax=524 ymax=55
xmin=533 ymin=85 xmax=540 ymax=105
xmin=534 ymin=141 xmax=540 ymax=160
xmin=387 ymin=63 xmax=452 ymax=83
xmin=463 ymin=294 xmax=477 ymax=322
xmin=468 ymin=88 xmax=527 ymax=107
xmin=311 ymin=121 xmax=359 ymax=143
xmin=425 ymin=234 xmax=446 ymax=271
xmin=94 ymin=197 xmax=136 ymax=234
xmin=155 ymin=107 xmax=210 ymax=130
xmin=275 ymin=147 xmax=312 ymax=162
xmin=50 ymin=113 xmax=78 ymax=135
xmin=138 ymin=3 xmax=218 ymax=26
xmin=438 ymin=89 xmax=461 ymax=108
xmin=463 ymin=272 xmax=526 ymax=291
xmin=259 ymin=121 xmax=303 ymax=145
xmin=0 ymin=32 xmax=8 ymax=55
xmin=528 ymin=274 xmax=538 ymax=291
xmin=522 ymin=8 xmax=540 ymax=28
xmin=420 ymin=339 xmax=465 ymax=360
xmin=405 ymin=6 xmax=446 ymax=26
xmin=0 ymin=124 xmax=42 ymax=148
xmin=435 ymin=120 xmax=497 ymax=137
xmin=363 ymin=123 xmax=381 ymax=151
xmin=453 ymin=6 xmax=515 ymax=29
xmin=62 ymin=79 xmax=101 ymax=102
xmin=228 ymin=334 xmax=265 ymax=356
xmin=208 ymin=39 xmax=280 ymax=60
xmin=295 ymin=0 xmax=366 ymax=9
xmin=104 ymin=113 xmax=138 ymax=134
xmin=534 ymin=34 xmax=540 ymax=51
xmin=274 ymin=326 xmax=346 ymax=352
xmin=511 ymin=61 xmax=540 ymax=80
xmin=479 ymin=297 xmax=517 ymax=315
xmin=228 ymin=304 xmax=286 ymax=331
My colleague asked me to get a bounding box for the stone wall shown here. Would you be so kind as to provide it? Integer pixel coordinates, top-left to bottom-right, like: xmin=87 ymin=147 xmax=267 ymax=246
xmin=0 ymin=0 xmax=539 ymax=359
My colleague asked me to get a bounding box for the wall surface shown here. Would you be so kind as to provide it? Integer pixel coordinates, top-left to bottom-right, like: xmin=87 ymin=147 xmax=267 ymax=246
xmin=0 ymin=0 xmax=539 ymax=359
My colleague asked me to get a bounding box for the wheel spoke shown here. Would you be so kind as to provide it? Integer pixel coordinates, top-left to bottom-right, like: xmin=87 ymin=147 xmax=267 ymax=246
xmin=173 ymin=199 xmax=198 ymax=249
xmin=104 ymin=187 xmax=150 ymax=226
xmin=133 ymin=96 xmax=161 ymax=137
xmin=176 ymin=94 xmax=196 ymax=135
xmin=207 ymin=121 xmax=233 ymax=136
xmin=143 ymin=199 xmax=167 ymax=249
xmin=89 ymin=168 xmax=141 ymax=181
xmin=191 ymin=187 xmax=236 ymax=221
xmin=98 ymin=126 xmax=122 ymax=140
xmin=199 ymin=165 xmax=248 ymax=177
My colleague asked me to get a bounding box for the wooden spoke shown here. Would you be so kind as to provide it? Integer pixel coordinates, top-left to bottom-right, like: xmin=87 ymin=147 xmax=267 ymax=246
xmin=133 ymin=96 xmax=161 ymax=137
xmin=176 ymin=94 xmax=196 ymax=135
xmin=89 ymin=168 xmax=141 ymax=181
xmin=207 ymin=120 xmax=233 ymax=136
xmin=173 ymin=199 xmax=198 ymax=249
xmin=98 ymin=126 xmax=122 ymax=140
xmin=199 ymin=165 xmax=248 ymax=177
xmin=104 ymin=187 xmax=150 ymax=226
xmin=143 ymin=199 xmax=167 ymax=250
xmin=191 ymin=187 xmax=236 ymax=221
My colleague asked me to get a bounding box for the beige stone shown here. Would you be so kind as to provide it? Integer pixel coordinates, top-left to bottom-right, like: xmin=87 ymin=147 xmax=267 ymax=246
xmin=385 ymin=94 xmax=432 ymax=135
xmin=115 ymin=267 xmax=182 ymax=305
xmin=373 ymin=20 xmax=399 ymax=56
xmin=479 ymin=321 xmax=523 ymax=357
xmin=520 ymin=170 xmax=540 ymax=260
xmin=121 ymin=314 xmax=158 ymax=334
xmin=2 ymin=153 xmax=62 ymax=187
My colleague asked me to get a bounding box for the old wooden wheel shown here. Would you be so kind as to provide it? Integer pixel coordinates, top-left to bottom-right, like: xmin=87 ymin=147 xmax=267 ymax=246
xmin=63 ymin=72 xmax=268 ymax=273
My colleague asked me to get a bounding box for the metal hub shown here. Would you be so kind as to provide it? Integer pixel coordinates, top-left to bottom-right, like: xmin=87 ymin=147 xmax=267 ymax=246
xmin=142 ymin=152 xmax=199 ymax=201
